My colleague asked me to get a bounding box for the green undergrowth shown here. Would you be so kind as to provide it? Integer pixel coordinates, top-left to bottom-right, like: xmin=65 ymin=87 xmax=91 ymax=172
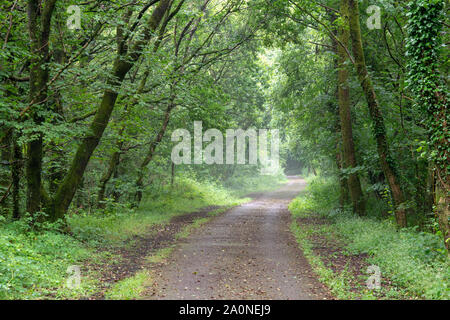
xmin=0 ymin=218 xmax=103 ymax=299
xmin=0 ymin=173 xmax=284 ymax=299
xmin=104 ymin=270 xmax=153 ymax=300
xmin=67 ymin=175 xmax=248 ymax=246
xmin=224 ymin=171 xmax=288 ymax=197
xmin=289 ymin=176 xmax=449 ymax=300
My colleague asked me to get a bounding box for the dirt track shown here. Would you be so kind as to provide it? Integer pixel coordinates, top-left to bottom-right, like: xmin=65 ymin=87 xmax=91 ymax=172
xmin=144 ymin=177 xmax=332 ymax=300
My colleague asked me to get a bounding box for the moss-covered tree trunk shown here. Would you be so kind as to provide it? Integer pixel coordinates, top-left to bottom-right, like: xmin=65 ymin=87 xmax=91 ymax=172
xmin=337 ymin=0 xmax=365 ymax=216
xmin=26 ymin=0 xmax=58 ymax=216
xmin=96 ymin=0 xmax=181 ymax=207
xmin=50 ymin=56 xmax=132 ymax=219
xmin=50 ymin=0 xmax=172 ymax=220
xmin=347 ymin=0 xmax=406 ymax=227
xmin=328 ymin=9 xmax=350 ymax=208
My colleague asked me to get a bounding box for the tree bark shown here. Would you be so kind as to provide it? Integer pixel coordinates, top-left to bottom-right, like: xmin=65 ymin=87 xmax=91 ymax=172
xmin=1 ymin=132 xmax=12 ymax=214
xmin=336 ymin=151 xmax=350 ymax=206
xmin=337 ymin=0 xmax=365 ymax=216
xmin=26 ymin=0 xmax=58 ymax=216
xmin=435 ymin=183 xmax=449 ymax=252
xmin=347 ymin=0 xmax=406 ymax=227
xmin=171 ymin=161 xmax=175 ymax=186
xmin=328 ymin=8 xmax=350 ymax=208
xmin=433 ymin=93 xmax=449 ymax=251
xmin=97 ymin=141 xmax=123 ymax=208
xmin=11 ymin=132 xmax=22 ymax=219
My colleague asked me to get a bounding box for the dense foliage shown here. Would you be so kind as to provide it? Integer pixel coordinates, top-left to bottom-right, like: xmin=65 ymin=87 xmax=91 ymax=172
xmin=0 ymin=0 xmax=448 ymax=299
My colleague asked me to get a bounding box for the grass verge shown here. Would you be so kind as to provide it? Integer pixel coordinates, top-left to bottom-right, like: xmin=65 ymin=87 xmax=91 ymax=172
xmin=289 ymin=176 xmax=449 ymax=300
xmin=104 ymin=270 xmax=153 ymax=300
xmin=0 ymin=173 xmax=285 ymax=299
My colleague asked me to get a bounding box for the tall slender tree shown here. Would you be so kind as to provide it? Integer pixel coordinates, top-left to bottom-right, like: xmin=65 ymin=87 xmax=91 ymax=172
xmin=347 ymin=0 xmax=407 ymax=227
xmin=49 ymin=0 xmax=172 ymax=220
xmin=337 ymin=0 xmax=365 ymax=215
xmin=26 ymin=0 xmax=58 ymax=216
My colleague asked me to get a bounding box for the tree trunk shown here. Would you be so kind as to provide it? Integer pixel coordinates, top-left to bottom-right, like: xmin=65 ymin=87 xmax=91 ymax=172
xmin=50 ymin=0 xmax=171 ymax=220
xmin=135 ymin=103 xmax=174 ymax=205
xmin=26 ymin=0 xmax=58 ymax=216
xmin=48 ymin=48 xmax=66 ymax=194
xmin=430 ymin=92 xmax=449 ymax=252
xmin=406 ymin=0 xmax=449 ymax=251
xmin=171 ymin=161 xmax=175 ymax=186
xmin=112 ymin=165 xmax=121 ymax=203
xmin=328 ymin=8 xmax=350 ymax=209
xmin=0 ymin=132 xmax=12 ymax=215
xmin=347 ymin=0 xmax=406 ymax=227
xmin=337 ymin=0 xmax=365 ymax=216
xmin=97 ymin=144 xmax=122 ymax=208
xmin=11 ymin=132 xmax=22 ymax=219
xmin=435 ymin=185 xmax=450 ymax=252
xmin=336 ymin=151 xmax=350 ymax=206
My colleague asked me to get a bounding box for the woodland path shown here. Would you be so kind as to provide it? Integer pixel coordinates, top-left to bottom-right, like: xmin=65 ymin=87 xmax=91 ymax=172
xmin=144 ymin=177 xmax=332 ymax=300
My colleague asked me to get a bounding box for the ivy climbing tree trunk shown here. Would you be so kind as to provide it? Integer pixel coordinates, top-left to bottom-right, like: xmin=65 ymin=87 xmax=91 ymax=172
xmin=347 ymin=0 xmax=407 ymax=227
xmin=406 ymin=0 xmax=449 ymax=251
xmin=337 ymin=0 xmax=365 ymax=216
